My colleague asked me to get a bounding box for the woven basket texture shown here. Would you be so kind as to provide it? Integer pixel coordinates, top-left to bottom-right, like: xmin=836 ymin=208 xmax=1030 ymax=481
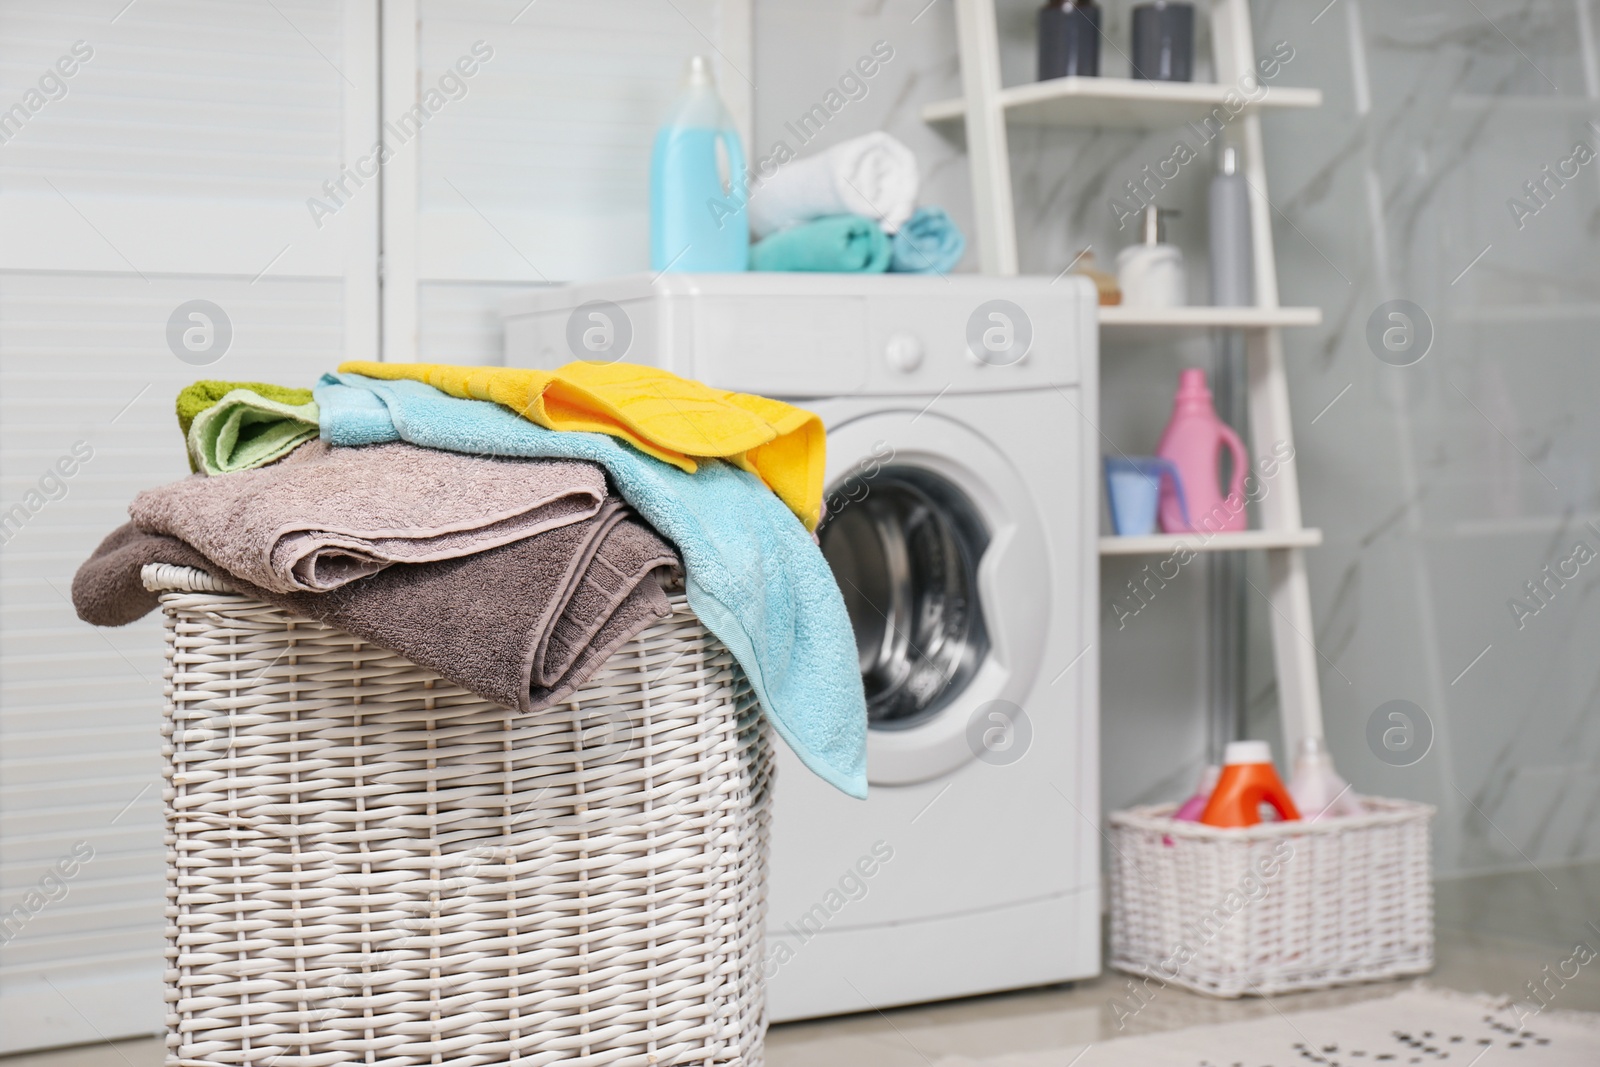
xmin=146 ymin=563 xmax=772 ymax=1066
xmin=1108 ymin=799 xmax=1434 ymax=998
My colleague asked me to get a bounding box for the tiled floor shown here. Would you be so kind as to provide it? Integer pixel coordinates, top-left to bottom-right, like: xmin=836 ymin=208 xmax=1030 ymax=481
xmin=6 ymin=862 xmax=1596 ymax=1067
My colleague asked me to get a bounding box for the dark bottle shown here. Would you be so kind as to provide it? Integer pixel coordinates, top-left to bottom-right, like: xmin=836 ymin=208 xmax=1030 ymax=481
xmin=1038 ymin=0 xmax=1101 ymax=81
xmin=1130 ymin=1 xmax=1195 ymax=82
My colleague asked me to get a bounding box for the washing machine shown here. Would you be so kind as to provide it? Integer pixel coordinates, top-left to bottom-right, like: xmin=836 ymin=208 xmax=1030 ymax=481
xmin=503 ymin=272 xmax=1101 ymax=1020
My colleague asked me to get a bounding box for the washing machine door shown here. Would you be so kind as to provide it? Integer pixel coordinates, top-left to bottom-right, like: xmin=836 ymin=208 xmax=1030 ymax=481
xmin=819 ymin=410 xmax=1050 ymax=786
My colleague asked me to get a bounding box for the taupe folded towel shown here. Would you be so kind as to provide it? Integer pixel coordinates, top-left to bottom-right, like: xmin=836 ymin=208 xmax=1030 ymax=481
xmin=74 ymin=513 xmax=682 ymax=713
xmin=128 ymin=440 xmax=608 ymax=593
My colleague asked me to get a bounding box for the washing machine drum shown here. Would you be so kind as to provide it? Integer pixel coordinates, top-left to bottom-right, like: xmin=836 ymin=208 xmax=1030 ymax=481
xmin=818 ymin=466 xmax=991 ymax=731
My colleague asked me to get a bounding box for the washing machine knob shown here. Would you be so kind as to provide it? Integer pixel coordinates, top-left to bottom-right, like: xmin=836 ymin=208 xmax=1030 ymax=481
xmin=884 ymin=332 xmax=924 ymax=373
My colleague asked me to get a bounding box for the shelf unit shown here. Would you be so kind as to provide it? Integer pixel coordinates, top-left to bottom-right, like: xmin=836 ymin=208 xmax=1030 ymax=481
xmin=933 ymin=0 xmax=1329 ymax=755
xmin=922 ymin=73 xmax=1321 ymax=128
xmin=1098 ymin=305 xmax=1321 ymax=329
xmin=1098 ymin=528 xmax=1323 ymax=556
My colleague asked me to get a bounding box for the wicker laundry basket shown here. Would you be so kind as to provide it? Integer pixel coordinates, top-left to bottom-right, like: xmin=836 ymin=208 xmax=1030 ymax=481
xmin=1108 ymin=799 xmax=1434 ymax=998
xmin=146 ymin=563 xmax=773 ymax=1067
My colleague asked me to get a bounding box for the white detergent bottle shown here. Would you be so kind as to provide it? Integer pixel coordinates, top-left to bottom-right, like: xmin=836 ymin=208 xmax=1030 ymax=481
xmin=1288 ymin=737 xmax=1362 ymax=821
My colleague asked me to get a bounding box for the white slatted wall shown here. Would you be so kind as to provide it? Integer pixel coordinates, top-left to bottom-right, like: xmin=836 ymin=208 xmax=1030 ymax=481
xmin=385 ymin=0 xmax=752 ymax=361
xmin=0 ymin=0 xmax=750 ymax=1051
xmin=0 ymin=0 xmax=377 ymax=1050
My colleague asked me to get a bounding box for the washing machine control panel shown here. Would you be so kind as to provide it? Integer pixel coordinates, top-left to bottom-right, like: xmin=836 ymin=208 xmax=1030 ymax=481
xmin=502 ymin=273 xmax=1095 ymax=398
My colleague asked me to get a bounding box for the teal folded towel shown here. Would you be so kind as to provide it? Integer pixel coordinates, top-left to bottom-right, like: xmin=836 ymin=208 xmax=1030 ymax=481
xmin=316 ymin=372 xmax=869 ymax=799
xmin=751 ymin=213 xmax=891 ymax=273
xmin=889 ymin=205 xmax=966 ymax=274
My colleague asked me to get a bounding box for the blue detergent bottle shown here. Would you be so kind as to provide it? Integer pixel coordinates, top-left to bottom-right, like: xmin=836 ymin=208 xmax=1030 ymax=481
xmin=650 ymin=56 xmax=749 ymax=272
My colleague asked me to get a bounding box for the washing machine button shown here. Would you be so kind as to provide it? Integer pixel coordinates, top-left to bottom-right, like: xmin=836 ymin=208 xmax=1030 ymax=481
xmin=884 ymin=332 xmax=924 ymax=373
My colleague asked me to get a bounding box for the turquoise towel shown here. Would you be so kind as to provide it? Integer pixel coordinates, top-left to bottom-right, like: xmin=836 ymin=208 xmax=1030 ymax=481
xmin=889 ymin=205 xmax=966 ymax=274
xmin=751 ymin=214 xmax=891 ymax=273
xmin=316 ymin=372 xmax=869 ymax=799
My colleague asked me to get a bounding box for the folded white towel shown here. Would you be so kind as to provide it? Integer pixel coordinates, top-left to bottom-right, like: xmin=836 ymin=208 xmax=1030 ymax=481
xmin=749 ymin=132 xmax=920 ymax=237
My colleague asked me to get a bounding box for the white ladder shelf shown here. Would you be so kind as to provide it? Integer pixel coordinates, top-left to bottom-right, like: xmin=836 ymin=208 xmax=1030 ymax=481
xmin=933 ymin=0 xmax=1329 ymax=755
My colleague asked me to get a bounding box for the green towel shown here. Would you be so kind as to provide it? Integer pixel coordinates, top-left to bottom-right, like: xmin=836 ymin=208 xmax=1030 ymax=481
xmin=176 ymin=379 xmax=316 ymax=470
xmin=750 ymin=214 xmax=892 ymax=273
xmin=177 ymin=381 xmax=315 ymax=436
xmin=185 ymin=388 xmax=320 ymax=476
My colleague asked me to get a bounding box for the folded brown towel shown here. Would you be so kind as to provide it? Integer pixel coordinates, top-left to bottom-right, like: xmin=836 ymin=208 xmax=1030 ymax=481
xmin=74 ymin=516 xmax=682 ymax=713
xmin=129 ymin=440 xmax=608 ymax=593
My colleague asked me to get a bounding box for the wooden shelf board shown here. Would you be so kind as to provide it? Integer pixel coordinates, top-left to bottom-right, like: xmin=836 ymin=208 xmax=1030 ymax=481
xmin=923 ymin=76 xmax=1322 ymax=129
xmin=1098 ymin=306 xmax=1322 ymax=330
xmin=1099 ymin=529 xmax=1324 ymax=555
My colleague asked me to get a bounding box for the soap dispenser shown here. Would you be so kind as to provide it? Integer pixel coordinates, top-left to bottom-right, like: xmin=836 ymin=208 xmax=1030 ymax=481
xmin=1116 ymin=205 xmax=1185 ymax=307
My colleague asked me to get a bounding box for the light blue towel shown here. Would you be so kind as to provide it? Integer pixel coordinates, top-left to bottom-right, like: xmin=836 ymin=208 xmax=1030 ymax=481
xmin=889 ymin=205 xmax=966 ymax=274
xmin=317 ymin=372 xmax=869 ymax=799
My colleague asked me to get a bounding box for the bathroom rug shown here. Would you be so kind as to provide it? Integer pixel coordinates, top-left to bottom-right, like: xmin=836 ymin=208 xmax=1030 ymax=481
xmin=933 ymin=987 xmax=1600 ymax=1066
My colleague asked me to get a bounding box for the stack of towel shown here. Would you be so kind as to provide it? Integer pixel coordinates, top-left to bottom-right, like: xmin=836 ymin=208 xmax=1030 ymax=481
xmin=746 ymin=132 xmax=966 ymax=275
xmin=74 ymin=361 xmax=869 ymax=799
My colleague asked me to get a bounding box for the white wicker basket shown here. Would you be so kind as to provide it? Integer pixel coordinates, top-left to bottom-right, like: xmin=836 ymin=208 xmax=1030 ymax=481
xmin=1108 ymin=798 xmax=1434 ymax=998
xmin=146 ymin=563 xmax=772 ymax=1067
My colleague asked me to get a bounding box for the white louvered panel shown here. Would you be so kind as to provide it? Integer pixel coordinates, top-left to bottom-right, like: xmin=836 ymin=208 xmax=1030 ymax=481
xmin=0 ymin=687 xmax=151 ymax=730
xmin=0 ymin=0 xmax=751 ymax=1051
xmin=0 ymin=259 xmax=358 ymax=1056
xmin=416 ymin=280 xmax=544 ymax=363
xmin=0 ymin=0 xmax=354 ymax=279
xmin=0 ymin=835 xmax=162 ymax=953
xmin=0 ymin=19 xmax=376 ymax=1046
xmin=384 ymin=0 xmax=752 ymax=360
xmin=0 ymin=0 xmax=378 ymax=348
xmin=414 ymin=0 xmax=751 ymax=281
xmin=1 ymin=1 xmax=343 ymax=194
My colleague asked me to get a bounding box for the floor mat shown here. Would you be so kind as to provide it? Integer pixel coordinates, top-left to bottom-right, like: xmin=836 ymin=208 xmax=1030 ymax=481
xmin=933 ymin=987 xmax=1600 ymax=1066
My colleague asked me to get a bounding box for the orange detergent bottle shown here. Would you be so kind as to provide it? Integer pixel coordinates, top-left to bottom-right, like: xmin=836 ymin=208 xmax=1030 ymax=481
xmin=1199 ymin=741 xmax=1301 ymax=828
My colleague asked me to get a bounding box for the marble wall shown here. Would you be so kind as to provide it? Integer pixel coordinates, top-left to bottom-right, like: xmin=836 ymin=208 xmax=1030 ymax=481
xmin=752 ymin=0 xmax=1600 ymax=878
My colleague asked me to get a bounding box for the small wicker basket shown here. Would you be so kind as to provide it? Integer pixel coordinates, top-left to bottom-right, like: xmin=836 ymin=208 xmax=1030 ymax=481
xmin=1108 ymin=798 xmax=1434 ymax=998
xmin=146 ymin=563 xmax=772 ymax=1067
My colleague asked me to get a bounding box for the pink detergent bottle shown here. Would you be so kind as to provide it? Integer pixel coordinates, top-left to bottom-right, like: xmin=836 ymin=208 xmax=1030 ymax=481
xmin=1156 ymin=368 xmax=1248 ymax=534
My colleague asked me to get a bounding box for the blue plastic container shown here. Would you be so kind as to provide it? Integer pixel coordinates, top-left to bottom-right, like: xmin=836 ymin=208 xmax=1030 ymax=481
xmin=1105 ymin=456 xmax=1190 ymax=536
xmin=650 ymin=56 xmax=748 ymax=272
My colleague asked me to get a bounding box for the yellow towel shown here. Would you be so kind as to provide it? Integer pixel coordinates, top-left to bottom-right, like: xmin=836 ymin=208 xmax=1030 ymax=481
xmin=339 ymin=361 xmax=826 ymax=529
